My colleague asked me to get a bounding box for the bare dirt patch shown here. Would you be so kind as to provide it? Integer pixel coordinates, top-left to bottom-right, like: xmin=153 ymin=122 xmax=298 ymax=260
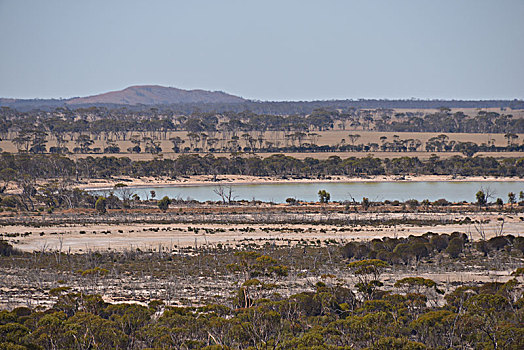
xmin=5 ymin=212 xmax=522 ymax=253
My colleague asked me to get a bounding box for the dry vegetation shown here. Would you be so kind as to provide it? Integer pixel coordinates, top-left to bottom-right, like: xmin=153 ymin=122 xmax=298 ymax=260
xmin=1 ymin=107 xmax=523 ymax=348
xmin=0 ymin=217 xmax=522 ymax=348
xmin=1 ymin=206 xmax=522 ymax=253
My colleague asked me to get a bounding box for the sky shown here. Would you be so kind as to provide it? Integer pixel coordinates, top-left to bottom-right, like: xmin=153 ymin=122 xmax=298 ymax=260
xmin=0 ymin=0 xmax=523 ymax=101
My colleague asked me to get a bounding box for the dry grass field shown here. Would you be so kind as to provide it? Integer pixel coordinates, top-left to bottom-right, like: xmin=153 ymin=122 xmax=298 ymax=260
xmin=1 ymin=130 xmax=523 ymax=160
xmin=2 ymin=106 xmax=523 ymax=160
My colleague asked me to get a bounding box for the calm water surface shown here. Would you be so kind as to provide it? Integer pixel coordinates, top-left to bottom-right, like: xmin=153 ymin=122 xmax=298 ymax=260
xmin=97 ymin=181 xmax=524 ymax=203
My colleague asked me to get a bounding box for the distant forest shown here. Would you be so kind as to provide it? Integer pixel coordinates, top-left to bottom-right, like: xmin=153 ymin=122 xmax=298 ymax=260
xmin=1 ymin=154 xmax=523 ymax=183
xmin=1 ymin=105 xmax=524 ymax=138
xmin=1 ymin=98 xmax=524 ymax=113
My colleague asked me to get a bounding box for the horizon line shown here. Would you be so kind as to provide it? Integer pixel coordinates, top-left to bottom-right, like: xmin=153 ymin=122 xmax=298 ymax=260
xmin=1 ymin=84 xmax=523 ymax=102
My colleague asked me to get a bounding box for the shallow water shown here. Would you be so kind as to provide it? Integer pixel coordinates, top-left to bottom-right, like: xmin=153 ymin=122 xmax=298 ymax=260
xmin=94 ymin=181 xmax=524 ymax=203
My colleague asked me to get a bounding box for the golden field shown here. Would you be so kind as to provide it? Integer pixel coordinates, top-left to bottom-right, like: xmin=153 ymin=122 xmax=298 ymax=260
xmin=1 ymin=130 xmax=523 ymax=160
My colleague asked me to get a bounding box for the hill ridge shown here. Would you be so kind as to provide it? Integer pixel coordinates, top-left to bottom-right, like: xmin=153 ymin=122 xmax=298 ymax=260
xmin=65 ymin=85 xmax=246 ymax=105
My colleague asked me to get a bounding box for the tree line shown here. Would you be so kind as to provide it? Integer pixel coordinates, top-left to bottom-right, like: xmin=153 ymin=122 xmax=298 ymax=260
xmin=2 ymin=107 xmax=523 ymax=140
xmin=3 ymin=96 xmax=524 ymax=113
xmin=3 ymin=129 xmax=524 ymax=157
xmin=1 ymin=153 xmax=523 ymax=183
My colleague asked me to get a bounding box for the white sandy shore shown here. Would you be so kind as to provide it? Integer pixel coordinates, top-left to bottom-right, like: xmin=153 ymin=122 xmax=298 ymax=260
xmin=79 ymin=174 xmax=524 ymax=190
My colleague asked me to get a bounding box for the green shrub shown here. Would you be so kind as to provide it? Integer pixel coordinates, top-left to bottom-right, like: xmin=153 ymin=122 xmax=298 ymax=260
xmin=158 ymin=196 xmax=172 ymax=212
xmin=446 ymin=237 xmax=463 ymax=258
xmin=95 ymin=197 xmax=107 ymax=214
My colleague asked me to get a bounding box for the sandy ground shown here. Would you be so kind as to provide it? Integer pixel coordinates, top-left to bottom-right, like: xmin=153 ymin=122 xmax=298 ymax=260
xmin=79 ymin=174 xmax=524 ymax=191
xmin=5 ymin=213 xmax=522 ymax=253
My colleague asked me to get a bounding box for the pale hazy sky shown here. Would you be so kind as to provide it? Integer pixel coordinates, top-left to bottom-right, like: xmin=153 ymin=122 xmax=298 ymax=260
xmin=1 ymin=0 xmax=523 ymax=101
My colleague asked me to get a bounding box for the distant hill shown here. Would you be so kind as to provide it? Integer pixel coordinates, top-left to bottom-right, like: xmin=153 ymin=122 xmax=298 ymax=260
xmin=67 ymin=85 xmax=246 ymax=105
xmin=0 ymin=85 xmax=246 ymax=109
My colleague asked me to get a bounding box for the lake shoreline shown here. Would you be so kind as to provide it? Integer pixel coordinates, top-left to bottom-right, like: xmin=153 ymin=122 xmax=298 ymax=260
xmin=81 ymin=174 xmax=524 ymax=191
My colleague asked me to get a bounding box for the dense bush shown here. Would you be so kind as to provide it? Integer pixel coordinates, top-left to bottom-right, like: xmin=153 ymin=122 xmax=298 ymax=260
xmin=0 ymin=271 xmax=521 ymax=349
xmin=0 ymin=240 xmax=17 ymax=256
xmin=341 ymin=233 xmax=520 ymax=264
xmin=1 ymin=153 xmax=523 ymax=181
